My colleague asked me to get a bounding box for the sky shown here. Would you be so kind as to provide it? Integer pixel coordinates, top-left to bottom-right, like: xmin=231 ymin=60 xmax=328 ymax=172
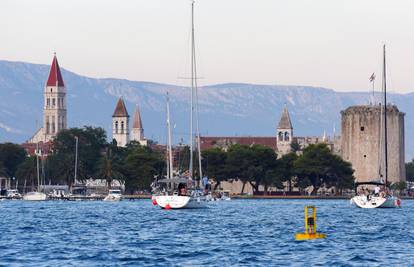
xmin=1 ymin=0 xmax=414 ymax=93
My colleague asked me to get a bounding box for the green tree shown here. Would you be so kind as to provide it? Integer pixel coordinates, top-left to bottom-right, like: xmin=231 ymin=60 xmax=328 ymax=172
xmin=290 ymin=140 xmax=301 ymax=153
xmin=15 ymin=156 xmax=37 ymax=191
xmin=406 ymin=160 xmax=414 ymax=182
xmin=0 ymin=143 xmax=27 ymax=177
xmin=277 ymin=152 xmax=298 ymax=192
xmin=202 ymin=148 xmax=227 ymax=190
xmin=123 ymin=145 xmax=165 ymax=193
xmin=294 ymin=144 xmax=354 ymax=195
xmin=96 ymin=146 xmax=124 ymax=188
xmin=51 ymin=126 xmax=107 ymax=182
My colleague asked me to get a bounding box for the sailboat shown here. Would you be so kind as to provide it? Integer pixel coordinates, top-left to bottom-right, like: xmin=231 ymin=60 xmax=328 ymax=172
xmin=23 ymin=142 xmax=47 ymax=201
xmin=153 ymin=91 xmax=207 ymax=209
xmin=351 ymin=45 xmax=401 ymax=209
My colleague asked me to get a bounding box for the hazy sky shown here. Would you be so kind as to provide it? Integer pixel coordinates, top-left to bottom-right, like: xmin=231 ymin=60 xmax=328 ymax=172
xmin=1 ymin=0 xmax=414 ymax=93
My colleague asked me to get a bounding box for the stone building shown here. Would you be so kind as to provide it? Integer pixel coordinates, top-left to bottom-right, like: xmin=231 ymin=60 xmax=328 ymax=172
xmin=112 ymin=98 xmax=130 ymax=147
xmin=341 ymin=105 xmax=405 ymax=183
xmin=28 ymin=54 xmax=67 ymax=143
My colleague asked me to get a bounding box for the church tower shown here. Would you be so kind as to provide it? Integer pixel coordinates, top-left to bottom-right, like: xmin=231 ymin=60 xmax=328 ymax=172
xmin=276 ymin=105 xmax=293 ymax=155
xmin=112 ymin=98 xmax=130 ymax=147
xmin=130 ymin=104 xmax=147 ymax=146
xmin=43 ymin=54 xmax=67 ymax=142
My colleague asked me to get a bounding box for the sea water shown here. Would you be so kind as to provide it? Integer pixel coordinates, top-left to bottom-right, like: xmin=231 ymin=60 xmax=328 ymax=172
xmin=0 ymin=199 xmax=413 ymax=266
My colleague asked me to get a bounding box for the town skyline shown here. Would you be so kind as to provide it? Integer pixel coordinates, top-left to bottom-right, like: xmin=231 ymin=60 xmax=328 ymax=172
xmin=1 ymin=0 xmax=414 ymax=93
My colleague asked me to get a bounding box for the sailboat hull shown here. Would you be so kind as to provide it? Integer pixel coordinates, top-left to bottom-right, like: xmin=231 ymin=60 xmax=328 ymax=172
xmin=155 ymin=195 xmax=207 ymax=209
xmin=351 ymin=195 xmax=401 ymax=209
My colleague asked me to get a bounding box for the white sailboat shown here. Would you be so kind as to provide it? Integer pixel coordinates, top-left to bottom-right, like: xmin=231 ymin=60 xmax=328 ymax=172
xmin=154 ymin=92 xmax=207 ymax=209
xmin=351 ymin=45 xmax=401 ymax=209
xmin=154 ymin=2 xmax=208 ymax=209
xmin=23 ymin=142 xmax=47 ymax=201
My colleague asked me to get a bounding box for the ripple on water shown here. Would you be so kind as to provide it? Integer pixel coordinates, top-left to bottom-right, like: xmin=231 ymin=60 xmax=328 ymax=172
xmin=0 ymin=199 xmax=414 ymax=266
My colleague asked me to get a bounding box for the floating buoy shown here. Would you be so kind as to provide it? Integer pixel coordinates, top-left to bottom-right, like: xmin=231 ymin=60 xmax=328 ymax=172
xmin=165 ymin=203 xmax=172 ymax=210
xmin=295 ymin=206 xmax=326 ymax=241
xmin=152 ymin=198 xmax=157 ymax=205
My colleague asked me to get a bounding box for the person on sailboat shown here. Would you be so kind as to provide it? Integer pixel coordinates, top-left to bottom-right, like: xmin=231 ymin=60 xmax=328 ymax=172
xmin=374 ymin=185 xmax=381 ymax=196
xmin=202 ymin=176 xmax=209 ymax=193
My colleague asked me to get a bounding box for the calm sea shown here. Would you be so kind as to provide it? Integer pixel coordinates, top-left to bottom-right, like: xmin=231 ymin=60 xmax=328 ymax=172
xmin=0 ymin=199 xmax=413 ymax=266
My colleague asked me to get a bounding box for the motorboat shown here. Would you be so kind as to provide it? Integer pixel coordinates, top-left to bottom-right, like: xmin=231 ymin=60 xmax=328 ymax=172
xmin=23 ymin=191 xmax=47 ymax=201
xmin=7 ymin=189 xmax=22 ymax=199
xmin=103 ymin=189 xmax=122 ymax=202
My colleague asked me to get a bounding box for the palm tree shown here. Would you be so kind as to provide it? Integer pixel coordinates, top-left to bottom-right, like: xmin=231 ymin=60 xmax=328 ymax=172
xmin=97 ymin=147 xmax=123 ymax=189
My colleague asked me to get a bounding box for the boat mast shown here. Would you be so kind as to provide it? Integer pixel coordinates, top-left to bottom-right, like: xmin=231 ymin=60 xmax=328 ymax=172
xmin=189 ymin=0 xmax=195 ymax=180
xmin=74 ymin=136 xmax=78 ymax=186
xmin=167 ymin=92 xmax=174 ymax=180
xmin=192 ymin=1 xmax=203 ymax=184
xmin=382 ymin=44 xmax=388 ymax=185
xmin=36 ymin=142 xmax=40 ymax=192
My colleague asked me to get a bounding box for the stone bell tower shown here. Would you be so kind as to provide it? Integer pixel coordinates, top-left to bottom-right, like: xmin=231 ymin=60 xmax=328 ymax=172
xmin=43 ymin=54 xmax=67 ymax=142
xmin=276 ymin=105 xmax=293 ymax=155
xmin=112 ymin=97 xmax=130 ymax=147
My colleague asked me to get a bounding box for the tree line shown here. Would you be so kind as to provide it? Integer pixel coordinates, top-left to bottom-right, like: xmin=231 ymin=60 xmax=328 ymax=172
xmin=201 ymin=143 xmax=355 ymax=195
xmin=0 ymin=127 xmax=165 ymax=193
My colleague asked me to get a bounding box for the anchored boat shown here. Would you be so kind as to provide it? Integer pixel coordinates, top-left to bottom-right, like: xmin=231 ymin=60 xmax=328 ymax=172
xmin=351 ymin=45 xmax=401 ymax=209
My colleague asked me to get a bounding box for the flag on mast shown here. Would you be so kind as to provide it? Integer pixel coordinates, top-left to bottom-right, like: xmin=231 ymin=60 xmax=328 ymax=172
xmin=369 ymin=73 xmax=376 ymax=82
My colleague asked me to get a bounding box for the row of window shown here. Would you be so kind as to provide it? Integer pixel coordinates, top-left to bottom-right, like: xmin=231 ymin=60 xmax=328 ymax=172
xmin=278 ymin=131 xmax=290 ymax=142
xmin=114 ymin=121 xmax=127 ymax=134
xmin=46 ymin=97 xmax=65 ymax=108
xmin=45 ymin=116 xmax=65 ymax=134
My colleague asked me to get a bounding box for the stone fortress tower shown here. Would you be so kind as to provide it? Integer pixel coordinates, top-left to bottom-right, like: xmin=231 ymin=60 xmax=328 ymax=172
xmin=341 ymin=105 xmax=405 ymax=184
xmin=276 ymin=106 xmax=293 ymax=155
xmin=112 ymin=98 xmax=130 ymax=147
xmin=130 ymin=104 xmax=147 ymax=146
xmin=29 ymin=54 xmax=67 ymax=143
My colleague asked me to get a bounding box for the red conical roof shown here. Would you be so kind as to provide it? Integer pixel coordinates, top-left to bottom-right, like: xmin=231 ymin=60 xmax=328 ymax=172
xmin=46 ymin=55 xmax=65 ymax=87
xmin=112 ymin=98 xmax=129 ymax=117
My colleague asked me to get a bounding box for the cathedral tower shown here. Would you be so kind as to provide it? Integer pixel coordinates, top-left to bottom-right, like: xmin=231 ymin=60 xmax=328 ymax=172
xmin=43 ymin=54 xmax=67 ymax=142
xmin=276 ymin=105 xmax=293 ymax=155
xmin=112 ymin=98 xmax=130 ymax=147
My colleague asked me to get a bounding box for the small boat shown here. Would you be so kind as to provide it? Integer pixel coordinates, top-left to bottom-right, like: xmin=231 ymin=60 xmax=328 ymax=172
xmin=23 ymin=191 xmax=47 ymax=201
xmin=103 ymin=189 xmax=122 ymax=202
xmin=7 ymin=189 xmax=22 ymax=199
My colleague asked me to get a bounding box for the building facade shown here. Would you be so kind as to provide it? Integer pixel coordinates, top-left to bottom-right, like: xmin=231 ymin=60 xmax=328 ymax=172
xmin=130 ymin=104 xmax=147 ymax=146
xmin=341 ymin=105 xmax=405 ymax=183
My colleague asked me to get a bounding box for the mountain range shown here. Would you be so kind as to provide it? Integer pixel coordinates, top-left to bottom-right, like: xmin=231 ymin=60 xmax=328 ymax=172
xmin=0 ymin=59 xmax=413 ymax=160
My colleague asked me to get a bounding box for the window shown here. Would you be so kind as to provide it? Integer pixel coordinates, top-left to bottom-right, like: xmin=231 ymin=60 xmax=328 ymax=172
xmin=284 ymin=132 xmax=290 ymax=142
xmin=50 ymin=88 xmax=52 ymax=93
xmin=121 ymin=121 xmax=124 ymax=134
xmin=52 ymin=98 xmax=56 ymax=106
xmin=115 ymin=121 xmax=118 ymax=134
xmin=363 ymin=155 xmax=367 ymax=158
xmin=360 ymin=126 xmax=365 ymax=131
xmin=47 ymin=98 xmax=50 ymax=107
xmin=278 ymin=132 xmax=283 ymax=142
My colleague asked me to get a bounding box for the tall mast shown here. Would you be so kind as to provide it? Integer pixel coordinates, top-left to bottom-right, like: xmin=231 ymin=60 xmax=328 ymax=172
xmin=166 ymin=92 xmax=174 ymax=180
xmin=36 ymin=142 xmax=40 ymax=192
xmin=382 ymin=44 xmax=388 ymax=185
xmin=189 ymin=0 xmax=195 ymax=180
xmin=74 ymin=136 xmax=79 ymax=187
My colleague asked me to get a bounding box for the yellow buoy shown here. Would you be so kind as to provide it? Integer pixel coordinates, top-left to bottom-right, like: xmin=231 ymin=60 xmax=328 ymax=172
xmin=295 ymin=206 xmax=326 ymax=240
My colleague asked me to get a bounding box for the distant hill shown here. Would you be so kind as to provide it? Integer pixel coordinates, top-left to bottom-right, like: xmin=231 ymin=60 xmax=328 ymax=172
xmin=0 ymin=60 xmax=413 ymax=159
